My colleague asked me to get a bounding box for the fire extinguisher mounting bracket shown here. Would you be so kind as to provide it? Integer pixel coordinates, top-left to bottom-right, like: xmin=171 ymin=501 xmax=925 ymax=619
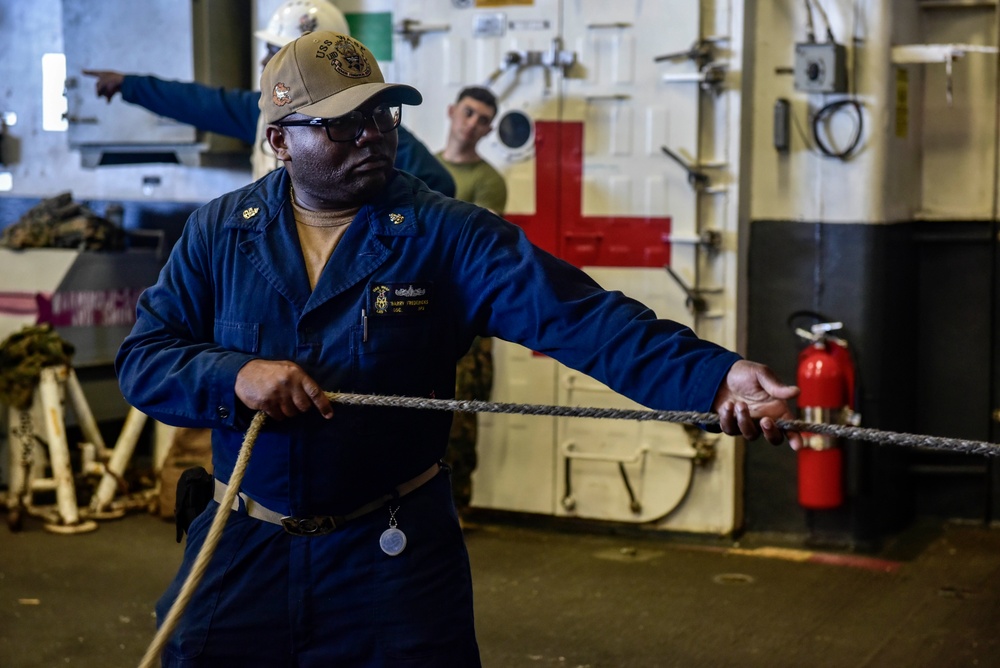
xmin=795 ymin=321 xmax=847 ymax=347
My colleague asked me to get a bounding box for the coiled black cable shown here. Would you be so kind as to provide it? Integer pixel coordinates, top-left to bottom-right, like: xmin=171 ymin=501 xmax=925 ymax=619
xmin=811 ymin=98 xmax=864 ymax=160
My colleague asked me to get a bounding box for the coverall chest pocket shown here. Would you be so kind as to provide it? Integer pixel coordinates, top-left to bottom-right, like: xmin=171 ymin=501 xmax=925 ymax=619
xmin=352 ymin=316 xmax=446 ymax=397
xmin=214 ymin=320 xmax=260 ymax=354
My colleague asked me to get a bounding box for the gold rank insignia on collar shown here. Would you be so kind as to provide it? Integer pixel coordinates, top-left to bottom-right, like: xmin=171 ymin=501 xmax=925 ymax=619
xmin=389 ymin=213 xmax=404 ymax=225
xmin=242 ymin=207 xmax=260 ymax=220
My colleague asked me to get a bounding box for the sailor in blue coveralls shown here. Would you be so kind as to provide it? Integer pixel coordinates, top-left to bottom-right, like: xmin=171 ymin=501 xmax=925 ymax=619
xmin=116 ymin=31 xmax=802 ymax=668
xmin=82 ymin=0 xmax=454 ymax=194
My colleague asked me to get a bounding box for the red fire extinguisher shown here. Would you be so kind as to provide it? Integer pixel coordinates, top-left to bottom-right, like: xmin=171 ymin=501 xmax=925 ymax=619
xmin=795 ymin=321 xmax=857 ymax=510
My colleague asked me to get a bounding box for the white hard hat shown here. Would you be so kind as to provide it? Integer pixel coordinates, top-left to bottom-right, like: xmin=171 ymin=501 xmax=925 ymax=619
xmin=255 ymin=0 xmax=350 ymax=47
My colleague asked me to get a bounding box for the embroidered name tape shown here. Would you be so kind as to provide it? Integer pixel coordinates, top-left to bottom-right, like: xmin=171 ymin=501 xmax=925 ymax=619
xmin=369 ymin=283 xmax=432 ymax=316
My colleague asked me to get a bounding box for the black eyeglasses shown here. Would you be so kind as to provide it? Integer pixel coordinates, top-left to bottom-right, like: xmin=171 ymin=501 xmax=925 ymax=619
xmin=276 ymin=104 xmax=402 ymax=142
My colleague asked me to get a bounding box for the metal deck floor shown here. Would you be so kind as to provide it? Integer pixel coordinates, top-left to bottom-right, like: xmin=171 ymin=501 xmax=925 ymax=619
xmin=2 ymin=511 xmax=998 ymax=667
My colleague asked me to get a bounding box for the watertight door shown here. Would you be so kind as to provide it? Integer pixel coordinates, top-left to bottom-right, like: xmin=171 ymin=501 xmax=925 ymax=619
xmin=390 ymin=0 xmax=738 ymax=531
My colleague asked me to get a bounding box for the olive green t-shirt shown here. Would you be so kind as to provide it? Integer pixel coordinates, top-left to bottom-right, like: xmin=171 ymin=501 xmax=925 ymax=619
xmin=435 ymin=153 xmax=508 ymax=215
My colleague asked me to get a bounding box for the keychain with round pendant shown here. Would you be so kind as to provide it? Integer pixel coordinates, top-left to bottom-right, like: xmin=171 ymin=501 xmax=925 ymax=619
xmin=380 ymin=505 xmax=407 ymax=556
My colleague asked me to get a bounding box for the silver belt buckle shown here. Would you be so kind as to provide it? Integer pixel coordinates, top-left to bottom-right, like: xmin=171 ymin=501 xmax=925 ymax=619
xmin=280 ymin=515 xmax=338 ymax=536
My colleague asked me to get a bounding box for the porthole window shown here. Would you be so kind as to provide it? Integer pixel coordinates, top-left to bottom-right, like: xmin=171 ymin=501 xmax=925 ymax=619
xmin=497 ymin=110 xmax=533 ymax=150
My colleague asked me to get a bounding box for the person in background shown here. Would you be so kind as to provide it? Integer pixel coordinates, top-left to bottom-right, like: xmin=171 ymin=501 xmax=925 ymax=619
xmin=82 ymin=0 xmax=455 ymax=196
xmin=117 ymin=30 xmax=800 ymax=667
xmin=436 ymin=85 xmax=507 ymax=214
xmin=435 ymin=86 xmax=508 ymax=525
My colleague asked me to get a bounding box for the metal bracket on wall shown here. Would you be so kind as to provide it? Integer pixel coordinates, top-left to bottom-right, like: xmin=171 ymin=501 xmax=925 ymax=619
xmin=655 ymin=36 xmax=730 ymax=94
xmin=560 ymin=441 xmax=648 ymax=514
xmin=486 ymin=38 xmax=577 ymax=94
xmin=659 ymin=64 xmax=727 ymax=92
xmin=682 ymin=424 xmax=719 ymax=466
xmin=654 ymin=35 xmax=729 ymax=70
xmin=660 ymin=146 xmax=728 ymax=194
xmin=394 ymin=19 xmax=451 ymax=49
xmin=891 ymin=43 xmax=1000 ymax=106
xmin=665 ymin=265 xmax=723 ymax=316
xmin=663 ymin=229 xmax=722 ymax=253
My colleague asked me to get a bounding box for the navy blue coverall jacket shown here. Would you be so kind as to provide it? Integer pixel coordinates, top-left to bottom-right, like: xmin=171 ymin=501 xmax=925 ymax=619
xmin=115 ymin=168 xmax=741 ymax=666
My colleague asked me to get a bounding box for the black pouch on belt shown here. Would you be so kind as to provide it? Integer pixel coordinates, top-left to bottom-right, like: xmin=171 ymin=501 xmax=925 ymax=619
xmin=175 ymin=466 xmax=214 ymax=543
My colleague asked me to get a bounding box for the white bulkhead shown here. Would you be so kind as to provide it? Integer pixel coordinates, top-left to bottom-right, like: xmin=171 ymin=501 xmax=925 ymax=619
xmin=372 ymin=0 xmax=745 ymax=533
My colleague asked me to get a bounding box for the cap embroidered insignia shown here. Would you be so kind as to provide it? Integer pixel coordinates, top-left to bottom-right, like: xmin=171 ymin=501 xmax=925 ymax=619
xmin=272 ymin=83 xmax=292 ymax=107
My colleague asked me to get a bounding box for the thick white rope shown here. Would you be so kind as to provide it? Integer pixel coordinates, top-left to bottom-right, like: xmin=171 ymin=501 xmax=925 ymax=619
xmin=137 ymin=411 xmax=266 ymax=668
xmin=138 ymin=391 xmax=1000 ymax=666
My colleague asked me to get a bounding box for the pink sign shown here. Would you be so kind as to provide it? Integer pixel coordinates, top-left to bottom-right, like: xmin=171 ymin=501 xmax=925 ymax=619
xmin=35 ymin=289 xmax=143 ymax=327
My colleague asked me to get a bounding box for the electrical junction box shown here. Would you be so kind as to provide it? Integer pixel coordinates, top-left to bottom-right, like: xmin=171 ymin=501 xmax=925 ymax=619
xmin=794 ymin=42 xmax=848 ymax=93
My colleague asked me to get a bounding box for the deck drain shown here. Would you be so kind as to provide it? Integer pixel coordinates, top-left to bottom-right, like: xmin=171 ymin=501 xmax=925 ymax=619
xmin=712 ymin=572 xmax=755 ymax=585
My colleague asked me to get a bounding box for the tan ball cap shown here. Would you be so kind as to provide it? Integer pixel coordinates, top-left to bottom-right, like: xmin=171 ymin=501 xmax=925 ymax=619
xmin=259 ymin=31 xmax=422 ymax=125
